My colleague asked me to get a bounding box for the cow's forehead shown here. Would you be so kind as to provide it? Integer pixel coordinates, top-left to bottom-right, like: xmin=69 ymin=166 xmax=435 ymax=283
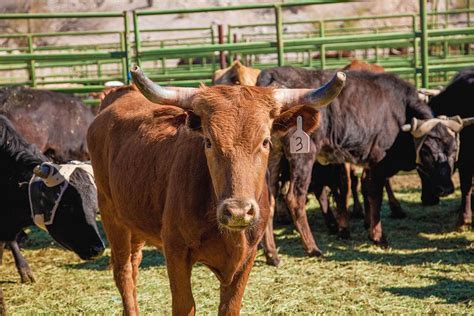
xmin=192 ymin=85 xmax=277 ymax=116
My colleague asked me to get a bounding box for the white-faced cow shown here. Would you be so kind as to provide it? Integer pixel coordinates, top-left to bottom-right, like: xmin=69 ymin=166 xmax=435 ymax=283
xmin=0 ymin=115 xmax=105 ymax=311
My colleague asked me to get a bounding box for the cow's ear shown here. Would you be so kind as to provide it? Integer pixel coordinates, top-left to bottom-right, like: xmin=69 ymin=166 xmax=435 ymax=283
xmin=186 ymin=111 xmax=202 ymax=132
xmin=272 ymin=106 xmax=320 ymax=136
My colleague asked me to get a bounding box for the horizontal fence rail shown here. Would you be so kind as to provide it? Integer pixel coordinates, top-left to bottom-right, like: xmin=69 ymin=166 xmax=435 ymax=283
xmin=0 ymin=0 xmax=473 ymax=105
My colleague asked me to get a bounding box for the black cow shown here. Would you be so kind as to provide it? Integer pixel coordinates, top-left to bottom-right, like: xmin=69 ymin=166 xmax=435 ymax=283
xmin=257 ymin=67 xmax=466 ymax=262
xmin=0 ymin=87 xmax=97 ymax=281
xmin=429 ymin=67 xmax=474 ymax=229
xmin=0 ymin=115 xmax=105 ymax=286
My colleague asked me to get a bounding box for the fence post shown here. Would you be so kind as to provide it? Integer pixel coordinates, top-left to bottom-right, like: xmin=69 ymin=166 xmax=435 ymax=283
xmin=320 ymin=20 xmax=325 ymax=69
xmin=227 ymin=25 xmax=233 ymax=65
xmin=274 ymin=4 xmax=284 ymax=66
xmin=27 ymin=34 xmax=36 ymax=87
xmin=420 ymin=0 xmax=429 ymax=88
xmin=412 ymin=14 xmax=420 ymax=87
xmin=218 ymin=24 xmax=226 ymax=69
xmin=132 ymin=11 xmax=141 ymax=68
xmin=211 ymin=26 xmax=216 ymax=72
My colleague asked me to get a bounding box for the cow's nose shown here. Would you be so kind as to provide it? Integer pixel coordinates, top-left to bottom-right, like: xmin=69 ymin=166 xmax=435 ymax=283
xmin=219 ymin=198 xmax=259 ymax=230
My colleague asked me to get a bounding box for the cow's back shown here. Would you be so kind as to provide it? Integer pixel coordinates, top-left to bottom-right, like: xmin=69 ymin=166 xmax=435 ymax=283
xmin=87 ymin=90 xmax=211 ymax=245
xmin=0 ymin=87 xmax=94 ymax=162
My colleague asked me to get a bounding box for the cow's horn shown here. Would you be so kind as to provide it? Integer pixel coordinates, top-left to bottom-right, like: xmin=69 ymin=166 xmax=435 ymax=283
xmin=410 ymin=118 xmax=443 ymax=138
xmin=401 ymin=124 xmax=412 ymax=132
xmin=130 ymin=64 xmax=197 ymax=108
xmin=33 ymin=164 xmax=50 ymax=178
xmin=274 ymin=72 xmax=346 ymax=109
xmin=439 ymin=115 xmax=463 ymax=133
xmin=462 ymin=117 xmax=474 ymax=127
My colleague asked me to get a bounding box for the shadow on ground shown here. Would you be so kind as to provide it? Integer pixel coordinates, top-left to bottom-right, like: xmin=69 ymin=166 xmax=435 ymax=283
xmin=383 ymin=276 xmax=474 ymax=304
xmin=65 ymin=249 xmax=166 ymax=270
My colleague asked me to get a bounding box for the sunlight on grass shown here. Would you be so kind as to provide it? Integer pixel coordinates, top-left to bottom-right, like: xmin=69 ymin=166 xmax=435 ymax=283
xmin=1 ymin=173 xmax=472 ymax=313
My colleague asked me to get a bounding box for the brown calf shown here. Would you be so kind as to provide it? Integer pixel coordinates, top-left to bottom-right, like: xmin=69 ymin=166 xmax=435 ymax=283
xmin=87 ymin=65 xmax=345 ymax=315
xmin=213 ymin=60 xmax=261 ymax=86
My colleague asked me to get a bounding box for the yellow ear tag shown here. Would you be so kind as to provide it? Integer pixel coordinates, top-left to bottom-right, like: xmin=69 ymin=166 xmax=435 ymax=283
xmin=290 ymin=116 xmax=310 ymax=154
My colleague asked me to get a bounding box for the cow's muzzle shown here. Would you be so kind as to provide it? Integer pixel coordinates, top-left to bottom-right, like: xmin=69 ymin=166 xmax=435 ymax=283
xmin=218 ymin=198 xmax=259 ymax=231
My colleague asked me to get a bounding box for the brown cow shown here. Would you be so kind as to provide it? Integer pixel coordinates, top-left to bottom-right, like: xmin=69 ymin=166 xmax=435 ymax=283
xmin=342 ymin=60 xmax=385 ymax=73
xmin=87 ymin=65 xmax=345 ymax=315
xmin=213 ymin=60 xmax=261 ymax=86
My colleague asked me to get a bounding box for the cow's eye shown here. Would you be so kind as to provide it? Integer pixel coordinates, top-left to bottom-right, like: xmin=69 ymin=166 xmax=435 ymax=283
xmin=205 ymin=138 xmax=212 ymax=149
xmin=262 ymin=138 xmax=271 ymax=148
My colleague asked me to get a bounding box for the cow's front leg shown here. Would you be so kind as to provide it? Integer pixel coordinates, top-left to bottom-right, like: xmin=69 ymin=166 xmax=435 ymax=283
xmin=364 ymin=168 xmax=388 ymax=247
xmin=350 ymin=166 xmax=364 ymax=219
xmin=101 ymin=215 xmax=136 ymax=315
xmin=457 ymin=163 xmax=473 ymax=230
xmin=164 ymin=243 xmax=195 ymax=316
xmin=9 ymin=240 xmax=35 ymax=283
xmin=385 ymin=178 xmax=406 ymax=218
xmin=313 ymin=185 xmax=338 ymax=234
xmin=285 ymin=152 xmax=322 ymax=256
xmin=219 ymin=249 xmax=256 ymax=316
xmin=333 ymin=163 xmax=351 ymax=239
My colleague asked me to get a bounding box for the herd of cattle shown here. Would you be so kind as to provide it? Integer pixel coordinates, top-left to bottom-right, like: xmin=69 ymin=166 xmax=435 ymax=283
xmin=0 ymin=58 xmax=472 ymax=315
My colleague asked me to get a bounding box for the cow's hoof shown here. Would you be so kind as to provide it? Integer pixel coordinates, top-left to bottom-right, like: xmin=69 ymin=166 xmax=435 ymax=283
xmin=456 ymin=223 xmax=472 ymax=232
xmin=19 ymin=268 xmax=36 ymax=283
xmin=370 ymin=235 xmax=389 ymax=249
xmin=307 ymin=248 xmax=323 ymax=257
xmin=389 ymin=206 xmax=407 ymax=219
xmin=337 ymin=228 xmax=351 ymax=240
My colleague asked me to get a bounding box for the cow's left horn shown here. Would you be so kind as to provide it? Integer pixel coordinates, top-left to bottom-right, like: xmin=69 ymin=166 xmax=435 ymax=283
xmin=130 ymin=64 xmax=197 ymax=108
xmin=274 ymin=72 xmax=346 ymax=109
xmin=33 ymin=164 xmax=51 ymax=178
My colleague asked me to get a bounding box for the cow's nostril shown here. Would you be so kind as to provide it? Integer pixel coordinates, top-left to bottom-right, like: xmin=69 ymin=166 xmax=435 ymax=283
xmin=223 ymin=207 xmax=233 ymax=219
xmin=247 ymin=207 xmax=255 ymax=217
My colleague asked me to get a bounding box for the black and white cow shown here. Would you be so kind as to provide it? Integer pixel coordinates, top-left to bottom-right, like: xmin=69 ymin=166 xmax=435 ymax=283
xmin=0 ymin=115 xmax=105 ymax=285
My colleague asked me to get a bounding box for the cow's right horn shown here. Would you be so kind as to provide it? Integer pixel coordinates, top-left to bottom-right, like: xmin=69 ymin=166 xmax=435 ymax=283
xmin=130 ymin=64 xmax=197 ymax=108
xmin=274 ymin=72 xmax=346 ymax=110
xmin=33 ymin=164 xmax=51 ymax=178
xmin=462 ymin=117 xmax=474 ymax=127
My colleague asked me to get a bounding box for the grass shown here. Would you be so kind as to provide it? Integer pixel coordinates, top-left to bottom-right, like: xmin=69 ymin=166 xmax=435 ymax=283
xmin=1 ymin=173 xmax=473 ymax=314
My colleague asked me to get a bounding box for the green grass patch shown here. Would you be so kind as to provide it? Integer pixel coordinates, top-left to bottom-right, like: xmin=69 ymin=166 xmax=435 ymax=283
xmin=1 ymin=174 xmax=473 ymax=313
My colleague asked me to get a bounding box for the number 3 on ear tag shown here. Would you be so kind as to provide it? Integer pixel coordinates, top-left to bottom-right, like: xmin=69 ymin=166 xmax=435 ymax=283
xmin=290 ymin=116 xmax=310 ymax=154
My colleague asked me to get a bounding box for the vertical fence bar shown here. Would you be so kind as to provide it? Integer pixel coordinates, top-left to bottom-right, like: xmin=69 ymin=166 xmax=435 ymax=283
xmin=319 ymin=20 xmax=325 ymax=69
xmin=27 ymin=34 xmax=36 ymax=87
xmin=218 ymin=24 xmax=226 ymax=69
xmin=123 ymin=11 xmax=131 ymax=83
xmin=227 ymin=25 xmax=233 ymax=65
xmin=120 ymin=31 xmax=127 ymax=82
xmin=468 ymin=0 xmax=472 ymax=27
xmin=210 ymin=26 xmax=216 ymax=71
xmin=132 ymin=11 xmax=141 ymax=68
xmin=274 ymin=4 xmax=284 ymax=66
xmin=412 ymin=14 xmax=419 ymax=87
xmin=420 ymin=0 xmax=429 ymax=88
xmin=160 ymin=41 xmax=166 ymax=74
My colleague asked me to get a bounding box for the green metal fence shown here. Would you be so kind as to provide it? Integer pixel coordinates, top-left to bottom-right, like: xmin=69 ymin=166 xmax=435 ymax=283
xmin=0 ymin=0 xmax=473 ymax=105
